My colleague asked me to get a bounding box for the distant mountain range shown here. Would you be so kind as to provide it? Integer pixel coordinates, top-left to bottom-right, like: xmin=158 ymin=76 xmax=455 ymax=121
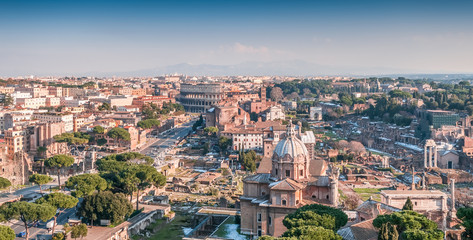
xmin=76 ymin=60 xmax=473 ymax=79
xmin=101 ymin=60 xmax=416 ymax=77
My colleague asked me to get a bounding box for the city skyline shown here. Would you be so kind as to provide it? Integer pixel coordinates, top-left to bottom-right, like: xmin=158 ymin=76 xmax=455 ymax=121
xmin=1 ymin=0 xmax=473 ymax=76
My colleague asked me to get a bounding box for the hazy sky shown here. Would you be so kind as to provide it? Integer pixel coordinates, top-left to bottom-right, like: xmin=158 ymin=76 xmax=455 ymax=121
xmin=1 ymin=0 xmax=473 ymax=76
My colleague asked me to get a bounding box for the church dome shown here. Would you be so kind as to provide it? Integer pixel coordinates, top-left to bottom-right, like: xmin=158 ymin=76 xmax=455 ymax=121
xmin=273 ymin=125 xmax=309 ymax=159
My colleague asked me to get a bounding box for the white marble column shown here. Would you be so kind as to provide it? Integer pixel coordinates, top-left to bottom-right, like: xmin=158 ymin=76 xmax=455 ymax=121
xmin=424 ymin=146 xmax=428 ymax=168
xmin=429 ymin=147 xmax=433 ymax=168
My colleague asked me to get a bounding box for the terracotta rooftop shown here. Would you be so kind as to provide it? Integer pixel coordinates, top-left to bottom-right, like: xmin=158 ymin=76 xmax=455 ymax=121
xmin=244 ymin=173 xmax=272 ymax=184
xmin=269 ymin=178 xmax=303 ymax=191
xmin=356 ymin=199 xmax=401 ymax=215
xmin=256 ymin=156 xmax=272 ymax=174
xmin=337 ymin=219 xmax=378 ymax=240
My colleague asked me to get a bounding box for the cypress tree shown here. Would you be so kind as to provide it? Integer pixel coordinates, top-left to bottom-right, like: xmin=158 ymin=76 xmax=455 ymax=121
xmin=378 ymin=222 xmax=399 ymax=240
xmin=402 ymin=197 xmax=414 ymax=211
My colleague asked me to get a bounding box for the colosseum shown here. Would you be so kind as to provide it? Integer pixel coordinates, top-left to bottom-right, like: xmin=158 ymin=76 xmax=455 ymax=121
xmin=179 ymin=83 xmax=225 ymax=113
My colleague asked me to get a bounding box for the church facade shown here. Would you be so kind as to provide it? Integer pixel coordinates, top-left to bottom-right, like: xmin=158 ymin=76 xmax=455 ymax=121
xmin=240 ymin=124 xmax=339 ymax=238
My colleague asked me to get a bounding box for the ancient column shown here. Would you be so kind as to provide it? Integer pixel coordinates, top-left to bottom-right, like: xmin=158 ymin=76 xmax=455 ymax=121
xmin=451 ymin=179 xmax=456 ymax=212
xmin=429 ymin=146 xmax=433 ymax=168
xmin=424 ymin=146 xmax=428 ymax=168
xmin=434 ymin=146 xmax=438 ymax=168
xmin=422 ymin=172 xmax=426 ymax=190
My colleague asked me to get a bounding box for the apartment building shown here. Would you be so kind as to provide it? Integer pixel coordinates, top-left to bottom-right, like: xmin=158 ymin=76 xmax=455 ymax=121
xmin=33 ymin=113 xmax=74 ymax=132
xmin=16 ymin=86 xmax=49 ymax=98
xmin=46 ymin=97 xmax=61 ymax=107
xmin=5 ymin=127 xmax=26 ymax=158
xmin=16 ymin=98 xmax=47 ymax=109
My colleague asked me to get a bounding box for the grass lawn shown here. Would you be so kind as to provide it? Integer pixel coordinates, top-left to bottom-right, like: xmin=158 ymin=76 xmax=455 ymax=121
xmin=148 ymin=214 xmax=191 ymax=240
xmin=353 ymin=188 xmax=383 ymax=201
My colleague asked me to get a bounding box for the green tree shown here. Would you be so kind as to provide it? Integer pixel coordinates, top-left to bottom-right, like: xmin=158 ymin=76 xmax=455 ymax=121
xmin=96 ymin=154 xmax=164 ymax=205
xmin=97 ymin=138 xmax=107 ymax=146
xmin=54 ymin=132 xmax=90 ymax=145
xmin=141 ymin=103 xmax=160 ymax=119
xmin=79 ymin=191 xmax=133 ymax=225
xmin=282 ymin=225 xmax=343 ymax=240
xmin=65 ymin=173 xmax=108 ymax=197
xmin=0 ymin=177 xmax=11 ymax=189
xmin=107 ymin=127 xmax=131 ymax=146
xmin=98 ymin=152 xmax=153 ymax=166
xmin=0 ymin=225 xmax=15 ymax=240
xmin=137 ymin=119 xmax=160 ymax=129
xmin=1 ymin=94 xmax=13 ymax=107
xmin=402 ymin=197 xmax=413 ymax=211
xmin=373 ymin=211 xmax=443 ymax=240
xmin=457 ymin=207 xmax=473 ymax=239
xmin=98 ymin=102 xmax=111 ymax=111
xmin=218 ymin=136 xmax=232 ymax=155
xmin=466 ymin=105 xmax=473 ymax=116
xmin=283 ymin=204 xmax=348 ymax=231
xmin=92 ymin=125 xmax=105 ymax=134
xmin=203 ymin=142 xmax=210 ymax=154
xmin=0 ymin=201 xmax=56 ymax=239
xmin=36 ymin=192 xmax=79 ymax=234
xmin=29 ymin=173 xmax=53 ymax=195
xmin=70 ymin=223 xmax=88 ymax=240
xmin=378 ymin=222 xmax=399 ymax=240
xmin=389 ymin=89 xmax=412 ymax=99
xmin=192 ymin=115 xmax=204 ymax=131
xmin=44 ymin=154 xmax=75 ymax=189
xmin=258 ymin=204 xmax=346 ymax=240
xmin=283 ymin=210 xmax=336 ymax=230
xmin=125 ymin=165 xmax=166 ymax=210
xmin=52 ymin=232 xmax=65 ymax=240
xmin=204 ymin=126 xmax=219 ymax=136
xmin=239 ymin=150 xmax=260 ymax=173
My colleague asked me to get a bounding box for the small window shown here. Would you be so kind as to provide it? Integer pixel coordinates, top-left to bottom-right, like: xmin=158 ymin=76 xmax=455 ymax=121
xmin=326 ymin=195 xmax=329 ymax=200
xmin=275 ymin=169 xmax=278 ymax=175
xmin=286 ymin=170 xmax=290 ymax=177
xmin=415 ymin=202 xmax=418 ymax=206
xmin=300 ymin=170 xmax=304 ymax=176
xmin=268 ymin=216 xmax=272 ymax=226
xmin=312 ymin=195 xmax=317 ymax=199
xmin=257 ymin=213 xmax=262 ymax=222
xmin=262 ymin=191 xmax=266 ymax=196
xmin=282 ymin=199 xmax=287 ymax=205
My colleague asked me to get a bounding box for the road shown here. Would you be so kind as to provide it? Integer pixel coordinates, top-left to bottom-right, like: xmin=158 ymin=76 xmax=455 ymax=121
xmin=139 ymin=121 xmax=194 ymax=157
xmin=6 ymin=121 xmax=194 ymax=239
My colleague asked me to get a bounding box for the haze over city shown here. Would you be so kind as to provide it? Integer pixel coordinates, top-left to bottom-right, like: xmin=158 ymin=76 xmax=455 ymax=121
xmin=2 ymin=1 xmax=473 ymax=240
xmin=1 ymin=0 xmax=473 ymax=76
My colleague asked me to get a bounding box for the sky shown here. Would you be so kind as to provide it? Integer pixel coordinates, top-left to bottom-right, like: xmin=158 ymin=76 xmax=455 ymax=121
xmin=1 ymin=0 xmax=473 ymax=76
